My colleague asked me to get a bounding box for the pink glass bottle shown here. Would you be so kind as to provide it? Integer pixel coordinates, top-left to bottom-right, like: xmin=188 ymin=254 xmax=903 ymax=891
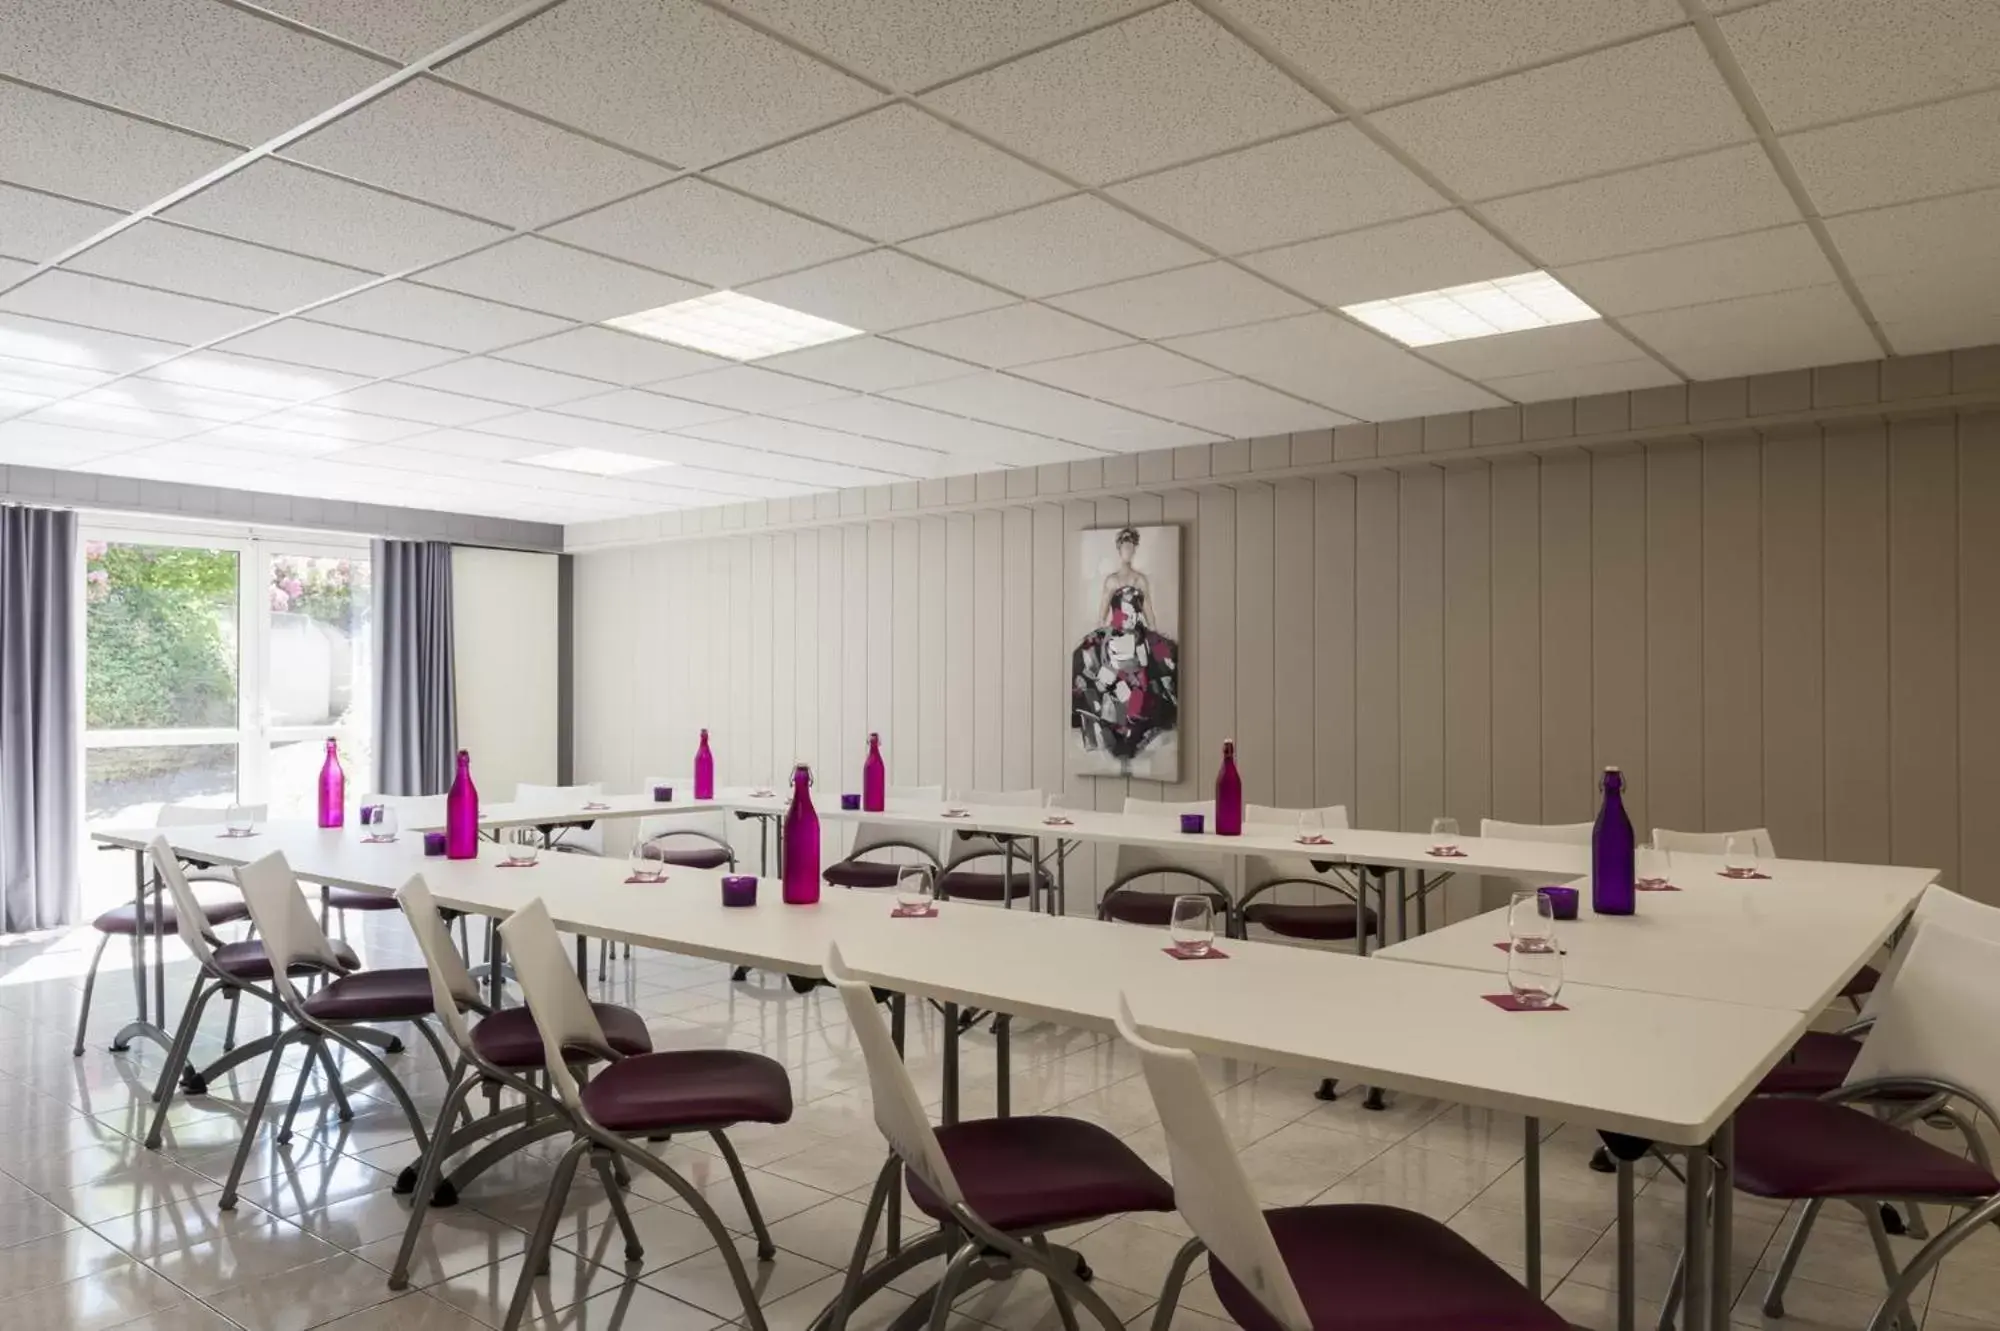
xmin=782 ymin=764 xmax=820 ymax=905
xmin=445 ymin=750 xmax=479 ymax=860
xmin=694 ymin=729 xmax=715 ymax=801
xmin=317 ymin=737 xmax=345 ymax=828
xmin=862 ymin=733 xmax=886 ymax=813
xmin=1215 ymin=739 xmax=1244 ymax=837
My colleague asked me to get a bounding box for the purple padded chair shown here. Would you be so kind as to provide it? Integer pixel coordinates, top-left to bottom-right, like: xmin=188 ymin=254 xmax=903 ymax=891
xmin=822 ymin=785 xmax=944 ymax=889
xmin=497 ymin=898 xmax=792 ymax=1331
xmin=936 ymin=790 xmax=1053 ymax=908
xmin=823 ymin=943 xmax=1174 ymax=1331
xmin=1097 ymin=798 xmax=1235 ymax=932
xmin=1237 ymin=805 xmax=1380 ymax=954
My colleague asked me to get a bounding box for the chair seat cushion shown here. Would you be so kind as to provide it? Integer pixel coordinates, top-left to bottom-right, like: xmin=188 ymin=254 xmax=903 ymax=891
xmin=1241 ymin=900 xmax=1378 ymax=942
xmin=212 ymin=938 xmax=360 ymax=981
xmin=580 ymin=1049 xmax=792 ymax=1133
xmin=324 ymin=886 xmax=397 ymax=911
xmin=904 ymin=1115 xmax=1173 ymax=1233
xmin=824 ymin=860 xmax=906 ymax=890
xmin=95 ymin=896 xmax=250 ymax=935
xmin=1839 ymin=963 xmax=1881 ymax=1000
xmin=1755 ymin=1031 xmax=1862 ymax=1096
xmin=1733 ymin=1097 xmax=2000 ymax=1199
xmin=301 ymin=967 xmax=436 ymax=1023
xmin=472 ymin=1002 xmax=653 ymax=1069
xmin=1100 ymin=893 xmax=1187 ymax=927
xmin=646 ymin=844 xmax=734 ymax=870
xmin=938 ymin=868 xmax=1049 ymax=902
xmin=1210 ymin=1204 xmax=1566 ymax=1331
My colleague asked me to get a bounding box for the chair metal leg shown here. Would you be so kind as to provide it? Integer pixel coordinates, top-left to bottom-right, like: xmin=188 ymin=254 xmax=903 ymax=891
xmin=1762 ymin=1197 xmax=1824 ymax=1316
xmin=830 ymin=1161 xmax=894 ymax=1331
xmin=277 ymin=1037 xmax=326 ymax=1144
xmin=606 ymin=1136 xmax=771 ymax=1331
xmin=223 ymin=986 xmax=242 ymax=1052
xmin=710 ymin=1128 xmax=775 ymax=1259
xmin=144 ymin=979 xmax=217 ymax=1149
xmin=72 ymin=932 xmax=111 ymax=1057
xmin=220 ymin=1028 xmax=301 ymax=1210
xmin=1861 ymin=1205 xmax=1919 ymax=1331
xmin=593 ymin=1151 xmax=645 ymax=1264
xmin=1149 ymin=1237 xmax=1205 ymax=1331
xmin=923 ymin=1242 xmax=981 ymax=1331
xmin=320 ymin=1026 xmax=430 ymax=1184
xmin=389 ymin=1062 xmax=478 ymax=1290
xmin=1864 ymin=1195 xmax=2000 ymax=1331
xmin=980 ymin=1224 xmax=1124 ymax=1331
xmin=502 ymin=1137 xmax=590 ymax=1331
xmin=1658 ymin=1250 xmax=1684 ymax=1331
xmin=1032 ymin=1235 xmax=1080 ymax=1331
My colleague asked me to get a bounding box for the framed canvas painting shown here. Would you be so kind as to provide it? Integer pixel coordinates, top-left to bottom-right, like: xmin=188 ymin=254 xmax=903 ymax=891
xmin=1069 ymin=523 xmax=1181 ymax=780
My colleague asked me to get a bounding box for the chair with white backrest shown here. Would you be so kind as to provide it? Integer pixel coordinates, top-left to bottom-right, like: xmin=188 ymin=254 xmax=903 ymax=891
xmin=1238 ymin=804 xmax=1378 ymax=952
xmin=320 ymin=793 xmax=409 ymax=937
xmin=515 ymin=782 xmax=608 ymax=856
xmin=496 ymin=898 xmax=792 ymax=1331
xmin=1098 ymin=798 xmax=1234 ymax=932
xmin=218 ymin=851 xmax=449 ymax=1211
xmin=635 ymin=776 xmax=736 ymax=869
xmin=388 ymin=876 xmax=657 ymax=1291
xmin=1661 ymin=924 xmax=2000 ymax=1331
xmin=823 ymin=785 xmax=944 ymax=889
xmin=1114 ymin=993 xmax=1567 ymax=1331
xmin=75 ymin=803 xmax=262 ymax=1058
xmin=937 ymin=789 xmax=1052 ymax=908
xmin=824 ymin=944 xmax=1173 ymax=1331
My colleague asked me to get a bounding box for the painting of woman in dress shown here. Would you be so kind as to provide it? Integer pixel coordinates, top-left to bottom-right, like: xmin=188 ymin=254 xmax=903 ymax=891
xmin=1070 ymin=525 xmax=1181 ymax=780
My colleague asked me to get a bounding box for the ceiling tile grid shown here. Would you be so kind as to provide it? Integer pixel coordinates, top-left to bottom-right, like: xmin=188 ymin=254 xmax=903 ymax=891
xmin=545 ymin=179 xmax=868 ymax=288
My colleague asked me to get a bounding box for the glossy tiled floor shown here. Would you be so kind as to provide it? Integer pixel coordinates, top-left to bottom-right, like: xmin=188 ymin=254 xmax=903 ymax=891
xmin=2 ymin=911 xmax=1994 ymax=1331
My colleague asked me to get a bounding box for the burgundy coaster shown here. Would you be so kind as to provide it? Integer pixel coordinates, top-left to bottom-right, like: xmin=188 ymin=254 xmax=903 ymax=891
xmin=1636 ymin=881 xmax=1683 ymax=892
xmin=1720 ymin=870 xmax=1772 ymax=880
xmin=624 ymin=874 xmax=668 ymax=885
xmin=1493 ymin=941 xmax=1567 ymax=954
xmin=1483 ymin=993 xmax=1568 ymax=1012
xmin=890 ymin=906 xmax=938 ymax=919
xmin=1163 ymin=944 xmax=1229 ymax=960
xmin=1295 ymin=835 xmax=1333 ymax=846
xmin=498 ymin=861 xmax=538 ymax=869
xmin=1427 ymin=847 xmax=1468 ymax=858
xmin=362 ymin=835 xmax=397 ymax=845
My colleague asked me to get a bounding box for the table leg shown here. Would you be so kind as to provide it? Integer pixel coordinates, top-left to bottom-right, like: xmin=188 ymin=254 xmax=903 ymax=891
xmin=1523 ymin=1116 xmax=1542 ymax=1298
xmin=1417 ymin=869 xmax=1429 ymax=935
xmin=112 ymin=848 xmax=174 ymax=1055
xmin=1616 ymin=1155 xmax=1636 ymax=1331
xmin=941 ymin=1001 xmax=959 ymax=1126
xmin=129 ymin=848 xmax=149 ymax=1026
xmin=1002 ymin=840 xmax=1013 ymax=911
xmin=995 ymin=1014 xmax=1011 ymax=1118
xmin=574 ymin=933 xmax=587 ymax=987
xmin=1057 ymin=838 xmax=1068 ymax=915
xmin=1710 ymin=1120 xmax=1734 ymax=1330
xmin=1683 ymin=1140 xmax=1714 ymax=1331
xmin=1396 ymin=868 xmax=1409 ymax=942
xmin=487 ymin=919 xmax=505 ymax=1009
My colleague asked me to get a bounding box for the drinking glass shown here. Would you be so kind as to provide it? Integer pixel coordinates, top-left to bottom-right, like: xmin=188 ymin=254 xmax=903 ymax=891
xmin=895 ymin=866 xmax=935 ymax=913
xmin=225 ymin=805 xmax=254 ymax=836
xmin=1430 ymin=816 xmax=1460 ymax=853
xmin=504 ymin=835 xmax=541 ymax=867
xmin=1298 ymin=808 xmax=1326 ymax=843
xmin=1507 ymin=936 xmax=1565 ymax=1008
xmin=945 ymin=788 xmax=968 ymax=815
xmin=1169 ymin=895 xmax=1215 ymax=956
xmin=1725 ymin=835 xmax=1759 ymax=878
xmin=629 ymin=830 xmax=665 ymax=882
xmin=373 ymin=806 xmax=399 ymax=842
xmin=1508 ymin=886 xmax=1557 ymax=943
xmin=1637 ymin=842 xmax=1671 ymax=890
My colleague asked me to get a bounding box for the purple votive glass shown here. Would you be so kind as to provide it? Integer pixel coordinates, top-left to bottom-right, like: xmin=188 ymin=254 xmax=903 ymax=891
xmin=422 ymin=830 xmax=447 ymax=857
xmin=721 ymin=875 xmax=758 ymax=908
xmin=1179 ymin=812 xmax=1205 ymax=835
xmin=652 ymin=784 xmax=673 ymax=802
xmin=1540 ymin=885 xmax=1579 ymax=920
xmin=840 ymin=793 xmax=861 ymax=811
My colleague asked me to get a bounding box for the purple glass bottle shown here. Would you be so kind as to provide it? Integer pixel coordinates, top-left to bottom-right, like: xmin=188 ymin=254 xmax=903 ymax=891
xmin=782 ymin=764 xmax=820 ymax=905
xmin=1591 ymin=765 xmax=1636 ymax=916
xmin=1215 ymin=739 xmax=1244 ymax=837
xmin=862 ymin=733 xmax=886 ymax=813
xmin=445 ymin=750 xmax=479 ymax=860
xmin=694 ymin=729 xmax=715 ymax=801
xmin=317 ymin=737 xmax=344 ymax=828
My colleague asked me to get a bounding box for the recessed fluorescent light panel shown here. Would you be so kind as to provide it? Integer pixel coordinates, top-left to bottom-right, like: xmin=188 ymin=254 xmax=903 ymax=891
xmin=517 ymin=448 xmax=666 ymax=476
xmin=1342 ymin=271 xmax=1600 ymax=348
xmin=603 ymin=291 xmax=863 ymax=360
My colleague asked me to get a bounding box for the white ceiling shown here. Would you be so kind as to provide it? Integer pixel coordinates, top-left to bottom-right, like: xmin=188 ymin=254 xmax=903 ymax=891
xmin=0 ymin=0 xmax=1995 ymax=525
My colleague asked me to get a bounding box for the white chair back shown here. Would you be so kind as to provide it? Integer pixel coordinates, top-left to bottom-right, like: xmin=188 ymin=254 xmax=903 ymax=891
xmin=1115 ymin=995 xmax=1311 ymax=1331
xmin=1113 ymin=797 xmax=1231 ymax=888
xmin=1848 ymin=925 xmax=2000 ymax=1120
xmin=850 ymin=785 xmax=944 ymax=861
xmin=147 ymin=835 xmax=224 ymax=969
xmin=233 ymin=852 xmax=350 ymax=1007
xmin=945 ymin=789 xmax=1043 ymax=865
xmin=1861 ymin=885 xmax=2000 ymax=1020
xmin=1481 ymin=818 xmax=1592 ymax=845
xmin=516 ymin=782 xmax=607 ymax=855
xmin=396 ymin=875 xmax=482 ymax=1056
xmin=497 ymin=899 xmax=614 ymax=1111
xmin=157 ymin=802 xmax=266 ymax=827
xmin=1243 ymin=804 xmax=1349 ymax=887
xmin=1650 ymin=826 xmax=1775 ymax=858
xmin=826 ymin=944 xmax=963 ymax=1208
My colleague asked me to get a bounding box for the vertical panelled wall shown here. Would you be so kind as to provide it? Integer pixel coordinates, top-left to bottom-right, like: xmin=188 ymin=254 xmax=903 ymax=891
xmin=574 ymin=411 xmax=2000 ymax=906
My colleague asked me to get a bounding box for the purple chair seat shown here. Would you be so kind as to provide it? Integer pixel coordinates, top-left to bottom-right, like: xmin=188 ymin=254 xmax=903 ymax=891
xmin=301 ymin=967 xmax=436 ymax=1023
xmin=325 ymin=886 xmax=397 ymax=911
xmin=472 ymin=1002 xmax=653 ymax=1069
xmin=95 ymin=897 xmax=250 ymax=935
xmin=904 ymin=1115 xmax=1173 ymax=1232
xmin=938 ymin=868 xmax=1049 ymax=902
xmin=580 ymin=1049 xmax=792 ymax=1133
xmin=1733 ymin=1097 xmax=2000 ymax=1198
xmin=1755 ymin=1031 xmax=1862 ymax=1095
xmin=1241 ymin=900 xmax=1377 ymax=942
xmin=1839 ymin=963 xmax=1881 ymax=1000
xmin=824 ymin=860 xmax=906 ymax=890
xmin=212 ymin=938 xmax=360 ymax=981
xmin=1101 ymin=893 xmax=1181 ymax=927
xmin=1210 ymin=1204 xmax=1566 ymax=1331
xmin=645 ymin=844 xmax=733 ymax=870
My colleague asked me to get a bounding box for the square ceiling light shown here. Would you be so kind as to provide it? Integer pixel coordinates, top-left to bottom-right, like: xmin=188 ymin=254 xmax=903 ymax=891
xmin=516 ymin=448 xmax=667 ymax=476
xmin=1341 ymin=271 xmax=1599 ymax=348
xmin=603 ymin=290 xmax=863 ymax=360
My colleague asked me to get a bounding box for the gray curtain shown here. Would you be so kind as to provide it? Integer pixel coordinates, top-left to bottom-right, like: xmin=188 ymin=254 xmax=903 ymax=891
xmin=372 ymin=540 xmax=456 ymax=796
xmin=0 ymin=506 xmax=79 ymax=933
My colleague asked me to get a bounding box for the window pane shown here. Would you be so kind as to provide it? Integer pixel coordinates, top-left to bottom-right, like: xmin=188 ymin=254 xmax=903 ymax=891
xmin=85 ymin=541 xmax=239 ymax=729
xmin=267 ymin=554 xmax=371 ymax=729
xmin=85 ymin=744 xmax=238 ymax=822
xmin=267 ymin=733 xmax=372 ymax=821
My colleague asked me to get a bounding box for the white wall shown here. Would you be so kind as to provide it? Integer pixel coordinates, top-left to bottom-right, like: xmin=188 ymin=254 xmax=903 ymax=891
xmin=453 ymin=546 xmax=559 ymax=803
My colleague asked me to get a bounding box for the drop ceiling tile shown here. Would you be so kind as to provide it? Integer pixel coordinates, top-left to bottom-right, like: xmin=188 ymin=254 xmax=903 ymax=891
xmin=0 ymin=354 xmax=115 ymax=398
xmin=891 ymin=304 xmax=1128 ymax=367
xmin=491 ymin=326 xmax=724 ymax=385
xmin=21 ymin=398 xmax=209 ymax=440
xmin=742 ymin=251 xmax=1011 ymax=331
xmin=284 ymin=79 xmax=670 ymax=229
xmin=758 ymin=336 xmax=973 ymax=392
xmin=380 ymin=427 xmax=548 ymax=463
xmin=166 ymin=160 xmax=509 ymax=273
xmin=250 ymin=0 xmax=523 ymax=60
xmin=415 ymin=237 xmax=706 ymax=322
xmin=467 ymin=411 xmax=665 ymax=449
xmin=1109 ymin=125 xmax=1447 ymax=254
xmin=1164 ymin=312 xmax=1506 ymax=420
xmin=316 ymin=381 xmax=514 ymax=427
xmin=713 ymin=104 xmax=1067 ymax=242
xmin=1717 ymin=0 xmax=2000 ymax=132
xmin=1049 ymin=262 xmax=1310 ymax=339
xmin=902 ymin=195 xmax=1205 ymax=298
xmin=200 ymin=425 xmax=362 ymax=457
xmin=1480 ymin=145 xmax=1800 ymax=265
xmin=218 ymin=320 xmax=461 ymax=378
xmin=0 ymin=184 xmax=119 ymax=263
xmin=1556 ymin=225 xmax=1836 ymax=317
xmin=0 ymin=271 xmax=265 ymax=344
xmin=1878 ymin=312 xmax=2000 ymax=357
xmin=924 ymin=3 xmax=1327 ymax=184
xmin=0 ymin=386 xmax=53 ymax=415
xmin=1783 ymin=89 xmax=2000 ymax=217
xmin=886 ymin=370 xmax=1176 ymax=446
xmin=777 ymin=394 xmax=1070 ymax=457
xmin=1620 ymin=284 xmax=1878 ymax=379
xmin=137 ymin=351 xmax=367 ymax=401
xmin=0 ymin=419 xmax=152 ymax=466
xmin=1482 ymin=358 xmax=1681 ymax=403
xmin=684 ymin=415 xmax=950 ymax=476
xmin=1827 ymin=188 xmax=2000 ymax=277
xmin=0 ymin=257 xmax=33 ymax=288
xmin=253 ymin=404 xmax=435 ymax=443
xmin=1015 ymin=343 xmax=1224 ymax=398
xmin=69 ymin=379 xmax=289 ymax=424
xmin=1116 ymin=377 xmax=1352 ymax=436
xmin=400 ymin=356 xmax=609 ymax=408
xmin=66 ymin=221 xmax=374 ymax=311
xmin=550 ymin=388 xmax=740 ymax=431
xmin=0 ymin=82 xmax=237 ymax=211
xmin=547 ymin=179 xmax=866 ymax=287
xmin=1242 ymin=210 xmax=1523 ymax=308
xmin=657 ymin=436 xmax=912 ymax=489
xmin=1371 ymin=30 xmax=1751 ymax=201
xmin=305 ymin=282 xmax=573 ymax=354
xmin=0 ymin=0 xmax=389 ymax=143
xmin=1420 ymin=320 xmax=1646 ymax=381
xmin=1851 ymin=265 xmax=2000 ymax=328
xmin=441 ymin=0 xmax=881 ymax=167
xmin=648 ymin=366 xmax=852 ymax=412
